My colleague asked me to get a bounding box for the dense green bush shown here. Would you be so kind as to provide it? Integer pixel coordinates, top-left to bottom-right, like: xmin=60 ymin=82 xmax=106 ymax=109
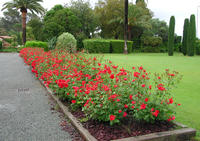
xmin=182 ymin=19 xmax=189 ymax=56
xmin=196 ymin=40 xmax=200 ymax=55
xmin=140 ymin=46 xmax=166 ymax=53
xmin=188 ymin=14 xmax=196 ymax=56
xmin=48 ymin=36 xmax=57 ymax=50
xmin=141 ymin=36 xmax=163 ymax=47
xmin=110 ymin=40 xmax=133 ymax=53
xmin=0 ymin=41 xmax=2 ymax=49
xmin=168 ymin=16 xmax=175 ymax=56
xmin=83 ymin=39 xmax=110 ymax=53
xmin=76 ymin=33 xmax=88 ymax=51
xmin=56 ymin=32 xmax=77 ymax=53
xmin=25 ymin=41 xmax=48 ymax=51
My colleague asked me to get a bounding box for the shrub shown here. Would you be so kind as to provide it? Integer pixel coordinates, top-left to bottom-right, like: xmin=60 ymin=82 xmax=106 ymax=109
xmin=83 ymin=39 xmax=110 ymax=53
xmin=56 ymin=32 xmax=77 ymax=53
xmin=141 ymin=36 xmax=163 ymax=47
xmin=140 ymin=46 xmax=162 ymax=53
xmin=188 ymin=14 xmax=196 ymax=56
xmin=76 ymin=32 xmax=87 ymax=51
xmin=25 ymin=41 xmax=48 ymax=51
xmin=110 ymin=40 xmax=133 ymax=53
xmin=20 ymin=48 xmax=182 ymax=125
xmin=48 ymin=36 xmax=57 ymax=50
xmin=168 ymin=16 xmax=175 ymax=56
xmin=182 ymin=19 xmax=189 ymax=56
xmin=196 ymin=40 xmax=200 ymax=55
xmin=0 ymin=40 xmax=2 ymax=49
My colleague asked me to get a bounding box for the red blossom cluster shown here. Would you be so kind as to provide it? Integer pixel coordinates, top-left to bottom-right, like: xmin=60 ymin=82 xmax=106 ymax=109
xmin=20 ymin=48 xmax=182 ymax=125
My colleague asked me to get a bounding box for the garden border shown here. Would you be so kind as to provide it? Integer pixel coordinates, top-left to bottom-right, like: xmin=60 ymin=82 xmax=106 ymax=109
xmin=26 ymin=63 xmax=196 ymax=141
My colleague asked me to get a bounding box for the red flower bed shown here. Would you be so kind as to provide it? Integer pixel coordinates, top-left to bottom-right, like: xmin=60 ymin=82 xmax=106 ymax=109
xmin=20 ymin=48 xmax=182 ymax=125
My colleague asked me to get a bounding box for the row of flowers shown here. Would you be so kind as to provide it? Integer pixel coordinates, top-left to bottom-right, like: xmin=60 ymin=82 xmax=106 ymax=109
xmin=20 ymin=48 xmax=182 ymax=125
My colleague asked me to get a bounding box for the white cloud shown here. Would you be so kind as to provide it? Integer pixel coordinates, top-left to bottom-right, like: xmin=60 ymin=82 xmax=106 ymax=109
xmin=1 ymin=0 xmax=200 ymax=37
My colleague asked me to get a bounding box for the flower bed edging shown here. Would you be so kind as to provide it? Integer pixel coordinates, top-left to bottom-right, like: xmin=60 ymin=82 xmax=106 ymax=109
xmin=38 ymin=78 xmax=97 ymax=141
xmin=37 ymin=77 xmax=196 ymax=141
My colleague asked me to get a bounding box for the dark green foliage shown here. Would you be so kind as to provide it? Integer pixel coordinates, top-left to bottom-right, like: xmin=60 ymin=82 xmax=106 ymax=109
xmin=196 ymin=40 xmax=200 ymax=55
xmin=168 ymin=16 xmax=175 ymax=56
xmin=25 ymin=41 xmax=48 ymax=51
xmin=76 ymin=32 xmax=88 ymax=51
xmin=0 ymin=47 xmax=17 ymax=52
xmin=83 ymin=39 xmax=110 ymax=53
xmin=141 ymin=36 xmax=163 ymax=47
xmin=0 ymin=41 xmax=2 ymax=49
xmin=48 ymin=36 xmax=57 ymax=50
xmin=188 ymin=14 xmax=196 ymax=56
xmin=110 ymin=40 xmax=133 ymax=53
xmin=140 ymin=46 xmax=166 ymax=53
xmin=182 ymin=19 xmax=189 ymax=56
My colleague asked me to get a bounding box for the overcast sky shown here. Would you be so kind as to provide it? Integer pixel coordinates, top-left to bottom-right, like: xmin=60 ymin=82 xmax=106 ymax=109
xmin=1 ymin=0 xmax=200 ymax=37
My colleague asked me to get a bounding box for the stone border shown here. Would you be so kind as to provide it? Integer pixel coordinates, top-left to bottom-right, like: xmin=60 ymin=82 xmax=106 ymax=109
xmin=27 ymin=63 xmax=196 ymax=141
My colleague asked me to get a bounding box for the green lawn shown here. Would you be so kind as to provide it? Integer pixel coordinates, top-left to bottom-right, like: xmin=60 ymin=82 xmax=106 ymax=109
xmin=99 ymin=53 xmax=200 ymax=137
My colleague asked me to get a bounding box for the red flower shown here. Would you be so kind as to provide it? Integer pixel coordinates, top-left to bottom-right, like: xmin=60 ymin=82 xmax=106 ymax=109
xmin=145 ymin=98 xmax=149 ymax=102
xmin=168 ymin=98 xmax=173 ymax=104
xmin=149 ymin=85 xmax=152 ymax=89
xmin=124 ymin=104 xmax=128 ymax=108
xmin=110 ymin=74 xmax=114 ymax=79
xmin=132 ymin=101 xmax=136 ymax=104
xmin=139 ymin=66 xmax=143 ymax=70
xmin=71 ymin=100 xmax=76 ymax=104
xmin=152 ymin=110 xmax=159 ymax=117
xmin=151 ymin=108 xmax=154 ymax=112
xmin=131 ymin=106 xmax=135 ymax=109
xmin=117 ymin=99 xmax=120 ymax=102
xmin=158 ymin=86 xmax=165 ymax=91
xmin=178 ymin=104 xmax=181 ymax=106
xmin=110 ymin=115 xmax=115 ymax=121
xmin=129 ymin=95 xmax=133 ymax=100
xmin=118 ymin=110 xmax=122 ymax=113
xmin=158 ymin=76 xmax=161 ymax=79
xmin=142 ymin=84 xmax=146 ymax=87
xmin=140 ymin=103 xmax=147 ymax=110
xmin=123 ymin=112 xmax=127 ymax=117
xmin=124 ymin=78 xmax=127 ymax=81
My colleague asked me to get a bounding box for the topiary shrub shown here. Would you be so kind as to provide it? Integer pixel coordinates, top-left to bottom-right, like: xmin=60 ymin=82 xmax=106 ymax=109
xmin=56 ymin=32 xmax=77 ymax=53
xmin=168 ymin=16 xmax=175 ymax=56
xmin=83 ymin=39 xmax=110 ymax=53
xmin=110 ymin=40 xmax=133 ymax=53
xmin=0 ymin=40 xmax=2 ymax=49
xmin=25 ymin=41 xmax=48 ymax=51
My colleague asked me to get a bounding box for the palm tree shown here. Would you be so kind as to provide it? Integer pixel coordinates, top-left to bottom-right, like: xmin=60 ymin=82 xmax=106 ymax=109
xmin=2 ymin=0 xmax=44 ymax=45
xmin=124 ymin=0 xmax=128 ymax=54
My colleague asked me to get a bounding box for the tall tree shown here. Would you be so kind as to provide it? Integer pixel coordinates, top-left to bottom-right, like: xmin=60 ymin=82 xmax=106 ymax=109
xmin=124 ymin=0 xmax=128 ymax=54
xmin=188 ymin=14 xmax=196 ymax=56
xmin=182 ymin=18 xmax=189 ymax=56
xmin=2 ymin=0 xmax=45 ymax=45
xmin=168 ymin=16 xmax=175 ymax=56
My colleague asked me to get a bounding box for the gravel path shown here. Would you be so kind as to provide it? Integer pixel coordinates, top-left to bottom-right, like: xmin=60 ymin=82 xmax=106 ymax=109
xmin=0 ymin=53 xmax=72 ymax=141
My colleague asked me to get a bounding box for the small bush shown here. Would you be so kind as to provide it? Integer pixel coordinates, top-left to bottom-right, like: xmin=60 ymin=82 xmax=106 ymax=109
xmin=141 ymin=36 xmax=163 ymax=47
xmin=83 ymin=39 xmax=110 ymax=53
xmin=0 ymin=41 xmax=2 ymax=49
xmin=56 ymin=32 xmax=77 ymax=53
xmin=140 ymin=46 xmax=162 ymax=53
xmin=76 ymin=33 xmax=87 ymax=51
xmin=196 ymin=40 xmax=200 ymax=55
xmin=48 ymin=36 xmax=57 ymax=50
xmin=25 ymin=41 xmax=48 ymax=51
xmin=110 ymin=40 xmax=133 ymax=53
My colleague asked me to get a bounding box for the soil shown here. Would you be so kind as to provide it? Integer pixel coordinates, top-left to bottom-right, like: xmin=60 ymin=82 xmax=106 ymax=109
xmin=70 ymin=107 xmax=176 ymax=141
xmin=48 ymin=96 xmax=84 ymax=141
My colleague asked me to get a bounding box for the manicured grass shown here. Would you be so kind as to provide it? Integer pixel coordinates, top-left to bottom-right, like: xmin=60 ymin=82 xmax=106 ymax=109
xmin=98 ymin=53 xmax=200 ymax=137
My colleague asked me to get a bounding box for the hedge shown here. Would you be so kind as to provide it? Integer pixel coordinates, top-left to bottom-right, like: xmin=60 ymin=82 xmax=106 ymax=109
xmin=25 ymin=41 xmax=48 ymax=51
xmin=196 ymin=40 xmax=200 ymax=55
xmin=83 ymin=39 xmax=110 ymax=53
xmin=110 ymin=40 xmax=133 ymax=53
xmin=0 ymin=41 xmax=2 ymax=49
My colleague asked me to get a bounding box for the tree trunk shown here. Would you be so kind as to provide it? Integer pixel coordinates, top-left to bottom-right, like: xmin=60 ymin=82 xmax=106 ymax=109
xmin=124 ymin=0 xmax=128 ymax=54
xmin=21 ymin=11 xmax=27 ymax=45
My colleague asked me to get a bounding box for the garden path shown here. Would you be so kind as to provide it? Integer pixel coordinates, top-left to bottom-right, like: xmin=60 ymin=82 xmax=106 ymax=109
xmin=0 ymin=53 xmax=72 ymax=141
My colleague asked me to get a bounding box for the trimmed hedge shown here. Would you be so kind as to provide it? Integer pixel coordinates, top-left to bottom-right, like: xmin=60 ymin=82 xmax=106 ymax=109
xmin=25 ymin=41 xmax=48 ymax=51
xmin=0 ymin=41 xmax=2 ymax=49
xmin=83 ymin=39 xmax=110 ymax=53
xmin=196 ymin=40 xmax=200 ymax=55
xmin=83 ymin=39 xmax=133 ymax=53
xmin=110 ymin=40 xmax=133 ymax=53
